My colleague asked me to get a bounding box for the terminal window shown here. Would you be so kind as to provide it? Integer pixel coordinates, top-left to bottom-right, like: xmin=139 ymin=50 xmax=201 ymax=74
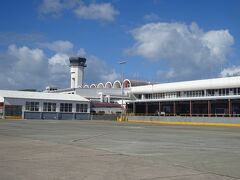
xmin=60 ymin=103 xmax=72 ymax=112
xmin=76 ymin=104 xmax=88 ymax=112
xmin=25 ymin=102 xmax=39 ymax=111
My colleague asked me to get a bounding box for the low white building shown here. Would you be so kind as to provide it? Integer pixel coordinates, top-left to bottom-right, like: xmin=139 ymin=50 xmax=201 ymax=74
xmin=0 ymin=90 xmax=90 ymax=120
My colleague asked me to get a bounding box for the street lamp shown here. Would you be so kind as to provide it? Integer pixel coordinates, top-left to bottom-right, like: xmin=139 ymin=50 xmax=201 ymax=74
xmin=118 ymin=61 xmax=127 ymax=120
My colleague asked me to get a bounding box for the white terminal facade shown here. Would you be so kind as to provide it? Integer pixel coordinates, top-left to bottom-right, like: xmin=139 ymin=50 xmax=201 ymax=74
xmin=57 ymin=56 xmax=240 ymax=117
xmin=1 ymin=56 xmax=240 ymax=119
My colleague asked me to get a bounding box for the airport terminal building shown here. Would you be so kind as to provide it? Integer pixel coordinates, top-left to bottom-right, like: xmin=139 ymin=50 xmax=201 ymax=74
xmin=1 ymin=56 xmax=240 ymax=120
xmin=127 ymin=76 xmax=240 ymax=117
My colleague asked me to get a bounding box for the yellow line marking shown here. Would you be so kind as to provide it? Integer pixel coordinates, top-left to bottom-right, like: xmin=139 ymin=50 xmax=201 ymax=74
xmin=128 ymin=120 xmax=240 ymax=127
xmin=4 ymin=116 xmax=22 ymax=120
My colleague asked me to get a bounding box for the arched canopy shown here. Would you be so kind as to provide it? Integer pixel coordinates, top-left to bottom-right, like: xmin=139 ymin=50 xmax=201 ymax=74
xmin=105 ymin=82 xmax=113 ymax=88
xmin=113 ymin=80 xmax=122 ymax=88
xmin=123 ymin=79 xmax=131 ymax=88
xmin=90 ymin=84 xmax=96 ymax=88
xmin=83 ymin=85 xmax=89 ymax=88
xmin=97 ymin=83 xmax=104 ymax=88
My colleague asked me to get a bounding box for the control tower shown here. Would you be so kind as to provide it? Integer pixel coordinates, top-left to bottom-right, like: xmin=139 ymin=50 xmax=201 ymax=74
xmin=69 ymin=57 xmax=87 ymax=88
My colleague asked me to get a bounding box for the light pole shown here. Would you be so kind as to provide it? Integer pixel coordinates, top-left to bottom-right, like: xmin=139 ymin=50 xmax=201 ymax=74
xmin=118 ymin=61 xmax=127 ymax=120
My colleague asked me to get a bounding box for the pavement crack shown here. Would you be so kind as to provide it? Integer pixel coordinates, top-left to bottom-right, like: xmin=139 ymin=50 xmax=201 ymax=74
xmin=71 ymin=133 xmax=110 ymax=142
xmin=140 ymin=172 xmax=208 ymax=180
xmin=173 ymin=164 xmax=240 ymax=179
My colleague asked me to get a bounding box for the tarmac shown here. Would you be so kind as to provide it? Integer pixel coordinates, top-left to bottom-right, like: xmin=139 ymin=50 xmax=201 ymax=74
xmin=0 ymin=119 xmax=240 ymax=180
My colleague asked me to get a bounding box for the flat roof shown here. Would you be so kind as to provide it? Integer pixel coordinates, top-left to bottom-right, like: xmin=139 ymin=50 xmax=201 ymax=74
xmin=131 ymin=76 xmax=240 ymax=93
xmin=0 ymin=90 xmax=89 ymax=102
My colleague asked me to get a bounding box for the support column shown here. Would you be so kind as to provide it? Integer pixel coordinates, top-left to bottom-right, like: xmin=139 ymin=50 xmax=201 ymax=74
xmin=125 ymin=103 xmax=128 ymax=114
xmin=3 ymin=102 xmax=5 ymax=119
xmin=189 ymin=100 xmax=192 ymax=116
xmin=208 ymin=100 xmax=211 ymax=117
xmin=228 ymin=99 xmax=232 ymax=117
xmin=173 ymin=101 xmax=176 ymax=116
xmin=145 ymin=102 xmax=148 ymax=115
xmin=158 ymin=102 xmax=161 ymax=115
xmin=133 ymin=102 xmax=136 ymax=115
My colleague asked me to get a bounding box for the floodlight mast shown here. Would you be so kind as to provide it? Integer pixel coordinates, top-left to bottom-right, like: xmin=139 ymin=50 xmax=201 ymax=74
xmin=118 ymin=60 xmax=127 ymax=120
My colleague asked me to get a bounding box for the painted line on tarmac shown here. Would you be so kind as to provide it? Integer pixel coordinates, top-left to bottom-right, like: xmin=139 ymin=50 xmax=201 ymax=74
xmin=128 ymin=120 xmax=240 ymax=127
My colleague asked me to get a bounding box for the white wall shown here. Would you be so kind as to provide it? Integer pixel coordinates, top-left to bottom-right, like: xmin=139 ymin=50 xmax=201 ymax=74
xmin=4 ymin=98 xmax=90 ymax=113
xmin=71 ymin=66 xmax=84 ymax=88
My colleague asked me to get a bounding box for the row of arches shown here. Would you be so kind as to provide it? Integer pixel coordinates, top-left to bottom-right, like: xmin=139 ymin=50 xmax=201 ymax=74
xmin=82 ymin=79 xmax=131 ymax=89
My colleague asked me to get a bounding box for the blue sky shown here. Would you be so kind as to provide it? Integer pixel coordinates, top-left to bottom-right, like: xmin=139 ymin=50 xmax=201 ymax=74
xmin=0 ymin=0 xmax=240 ymax=90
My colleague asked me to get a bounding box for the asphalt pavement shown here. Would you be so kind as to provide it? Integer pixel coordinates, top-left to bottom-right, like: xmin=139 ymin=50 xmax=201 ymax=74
xmin=0 ymin=119 xmax=240 ymax=180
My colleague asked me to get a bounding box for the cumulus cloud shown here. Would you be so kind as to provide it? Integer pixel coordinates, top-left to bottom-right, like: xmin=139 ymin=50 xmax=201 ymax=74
xmin=0 ymin=44 xmax=48 ymax=89
xmin=220 ymin=66 xmax=240 ymax=77
xmin=40 ymin=40 xmax=73 ymax=53
xmin=39 ymin=0 xmax=80 ymax=16
xmin=7 ymin=44 xmax=46 ymax=75
xmin=128 ymin=22 xmax=234 ymax=81
xmin=46 ymin=47 xmax=119 ymax=86
xmin=39 ymin=0 xmax=119 ymax=22
xmin=48 ymin=53 xmax=70 ymax=88
xmin=46 ymin=47 xmax=120 ymax=87
xmin=74 ymin=2 xmax=119 ymax=21
xmin=0 ymin=44 xmax=119 ymax=90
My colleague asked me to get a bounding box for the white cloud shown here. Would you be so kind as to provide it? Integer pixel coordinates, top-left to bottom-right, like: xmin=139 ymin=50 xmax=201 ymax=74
xmin=39 ymin=0 xmax=63 ymax=15
xmin=201 ymin=30 xmax=234 ymax=60
xmin=8 ymin=44 xmax=45 ymax=73
xmin=47 ymin=49 xmax=119 ymax=86
xmin=0 ymin=44 xmax=48 ymax=89
xmin=8 ymin=44 xmax=44 ymax=62
xmin=48 ymin=53 xmax=69 ymax=80
xmin=49 ymin=53 xmax=69 ymax=67
xmin=220 ymin=66 xmax=240 ymax=77
xmin=48 ymin=53 xmax=70 ymax=87
xmin=0 ymin=43 xmax=119 ymax=90
xmin=128 ymin=22 xmax=234 ymax=81
xmin=40 ymin=40 xmax=73 ymax=53
xmin=39 ymin=0 xmax=80 ymax=16
xmin=39 ymin=0 xmax=119 ymax=22
xmin=74 ymin=2 xmax=119 ymax=21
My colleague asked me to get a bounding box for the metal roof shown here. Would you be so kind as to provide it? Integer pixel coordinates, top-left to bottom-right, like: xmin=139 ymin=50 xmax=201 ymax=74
xmin=0 ymin=90 xmax=89 ymax=102
xmin=131 ymin=76 xmax=240 ymax=94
